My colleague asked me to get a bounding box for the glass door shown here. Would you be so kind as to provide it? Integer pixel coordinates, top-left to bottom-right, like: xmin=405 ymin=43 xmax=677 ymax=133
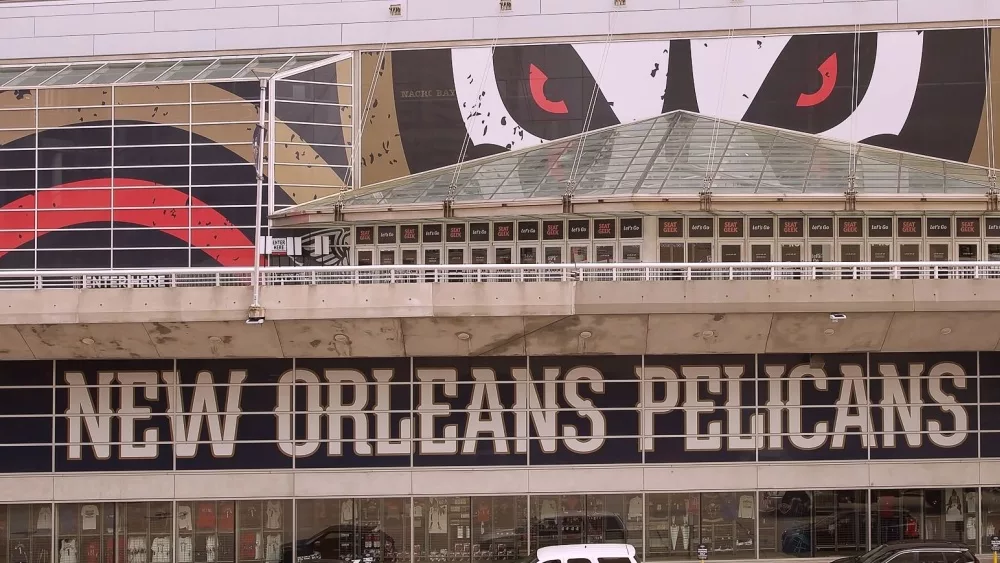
xmin=688 ymin=242 xmax=712 ymax=280
xmin=898 ymin=243 xmax=920 ymax=280
xmin=869 ymin=242 xmax=892 ymax=279
xmin=659 ymin=242 xmax=684 ymax=280
xmin=839 ymin=243 xmax=862 ymax=279
xmin=927 ymin=242 xmax=949 ymax=279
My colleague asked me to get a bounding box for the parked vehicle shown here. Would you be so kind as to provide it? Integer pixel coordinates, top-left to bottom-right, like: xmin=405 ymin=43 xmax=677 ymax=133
xmin=530 ymin=543 xmax=638 ymax=563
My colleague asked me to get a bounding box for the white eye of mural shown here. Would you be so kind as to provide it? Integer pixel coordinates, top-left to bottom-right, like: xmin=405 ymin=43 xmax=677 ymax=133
xmin=692 ymin=35 xmax=791 ymax=121
xmin=450 ymin=47 xmax=545 ymax=149
xmin=572 ymin=41 xmax=672 ymax=124
xmin=820 ymin=31 xmax=924 ymax=142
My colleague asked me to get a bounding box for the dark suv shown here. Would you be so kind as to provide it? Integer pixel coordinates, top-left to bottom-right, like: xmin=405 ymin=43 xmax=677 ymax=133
xmin=829 ymin=540 xmax=975 ymax=563
xmin=281 ymin=525 xmax=398 ymax=563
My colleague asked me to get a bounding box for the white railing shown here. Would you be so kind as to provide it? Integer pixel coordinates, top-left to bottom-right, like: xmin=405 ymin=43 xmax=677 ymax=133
xmin=0 ymin=262 xmax=998 ymax=290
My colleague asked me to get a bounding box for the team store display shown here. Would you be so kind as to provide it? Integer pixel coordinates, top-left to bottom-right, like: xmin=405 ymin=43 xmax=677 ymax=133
xmin=2 ymin=491 xmax=1000 ymax=563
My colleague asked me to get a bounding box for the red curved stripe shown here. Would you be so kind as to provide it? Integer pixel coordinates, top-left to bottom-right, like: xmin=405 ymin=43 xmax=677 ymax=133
xmin=796 ymin=53 xmax=838 ymax=108
xmin=529 ymin=63 xmax=569 ymax=115
xmin=0 ymin=179 xmax=254 ymax=266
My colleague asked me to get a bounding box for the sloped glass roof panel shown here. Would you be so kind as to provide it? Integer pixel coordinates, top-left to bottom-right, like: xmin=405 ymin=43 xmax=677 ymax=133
xmin=274 ymin=110 xmax=998 ymax=217
xmin=6 ymin=66 xmax=66 ymax=87
xmin=0 ymin=54 xmax=344 ymax=88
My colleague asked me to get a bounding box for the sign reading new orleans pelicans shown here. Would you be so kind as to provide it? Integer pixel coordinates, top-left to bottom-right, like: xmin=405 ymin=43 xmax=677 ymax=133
xmin=0 ymin=352 xmax=996 ymax=472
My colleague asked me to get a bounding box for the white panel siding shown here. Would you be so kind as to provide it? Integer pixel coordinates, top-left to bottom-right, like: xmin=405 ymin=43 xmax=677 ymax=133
xmin=0 ymin=0 xmax=992 ymax=62
xmin=34 ymin=11 xmax=153 ymax=37
xmin=93 ymin=29 xmax=215 ymax=55
xmin=153 ymin=6 xmax=279 ymax=31
xmin=215 ymin=23 xmax=342 ymax=50
xmin=750 ymin=0 xmax=899 ymax=29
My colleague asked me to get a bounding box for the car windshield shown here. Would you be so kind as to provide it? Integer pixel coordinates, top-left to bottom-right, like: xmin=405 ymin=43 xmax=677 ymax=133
xmin=858 ymin=545 xmax=893 ymax=563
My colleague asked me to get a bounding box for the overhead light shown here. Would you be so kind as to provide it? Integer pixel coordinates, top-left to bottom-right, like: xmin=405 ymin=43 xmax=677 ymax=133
xmin=614 ymin=0 xmax=626 ymax=5
xmin=940 ymin=327 xmax=952 ymax=335
xmin=579 ymin=331 xmax=593 ymax=340
xmin=246 ymin=304 xmax=265 ymax=325
xmin=388 ymin=4 xmax=402 ymax=16
xmin=701 ymin=330 xmax=716 ymax=338
xmin=823 ymin=328 xmax=835 ymax=335
xmin=208 ymin=336 xmax=223 ymax=344
xmin=80 ymin=337 xmax=95 ymax=345
xmin=333 ymin=334 xmax=349 ymax=342
xmin=499 ymin=0 xmax=512 ymax=11
xmin=457 ymin=332 xmax=471 ymax=341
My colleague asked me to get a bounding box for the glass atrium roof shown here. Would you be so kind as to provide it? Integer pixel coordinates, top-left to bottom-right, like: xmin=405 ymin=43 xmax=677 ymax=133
xmin=275 ymin=110 xmax=996 ymax=218
xmin=0 ymin=53 xmax=342 ymax=88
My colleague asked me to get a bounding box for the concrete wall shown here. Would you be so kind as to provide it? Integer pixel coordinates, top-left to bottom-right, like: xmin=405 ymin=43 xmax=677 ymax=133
xmin=0 ymin=0 xmax=997 ymax=62
xmin=0 ymin=460 xmax=993 ymax=502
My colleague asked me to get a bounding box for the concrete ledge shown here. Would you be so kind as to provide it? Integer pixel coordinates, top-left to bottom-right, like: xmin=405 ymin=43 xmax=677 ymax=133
xmin=3 ymin=279 xmax=1000 ymax=358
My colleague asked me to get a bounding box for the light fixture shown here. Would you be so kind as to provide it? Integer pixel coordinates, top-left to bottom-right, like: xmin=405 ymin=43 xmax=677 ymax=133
xmin=701 ymin=330 xmax=716 ymax=338
xmin=499 ymin=0 xmax=512 ymax=11
xmin=208 ymin=336 xmax=223 ymax=345
xmin=579 ymin=331 xmax=593 ymax=340
xmin=334 ymin=334 xmax=349 ymax=342
xmin=457 ymin=332 xmax=471 ymax=341
xmin=823 ymin=328 xmax=835 ymax=335
xmin=613 ymin=0 xmax=626 ymax=5
xmin=941 ymin=327 xmax=953 ymax=335
xmin=388 ymin=4 xmax=402 ymax=16
xmin=80 ymin=337 xmax=95 ymax=345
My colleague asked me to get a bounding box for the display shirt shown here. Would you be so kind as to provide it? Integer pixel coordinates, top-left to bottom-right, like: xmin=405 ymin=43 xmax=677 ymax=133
xmin=177 ymin=537 xmax=193 ymax=563
xmin=176 ymin=506 xmax=193 ymax=532
xmin=36 ymin=507 xmax=52 ymax=531
xmin=80 ymin=506 xmax=98 ymax=532
xmin=59 ymin=539 xmax=77 ymax=563
xmin=265 ymin=501 xmax=282 ymax=530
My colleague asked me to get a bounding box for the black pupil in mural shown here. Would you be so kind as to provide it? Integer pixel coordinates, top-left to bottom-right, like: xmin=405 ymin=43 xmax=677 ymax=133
xmin=492 ymin=44 xmax=619 ymax=141
xmin=743 ymin=33 xmax=878 ymax=134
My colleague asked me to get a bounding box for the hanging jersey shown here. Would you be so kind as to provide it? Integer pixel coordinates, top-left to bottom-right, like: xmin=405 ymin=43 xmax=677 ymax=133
xmin=206 ymin=535 xmax=217 ymax=563
xmin=241 ymin=505 xmax=260 ymax=529
xmin=58 ymin=541 xmax=76 ymax=563
xmin=340 ymin=501 xmax=353 ymax=524
xmin=218 ymin=504 xmax=235 ymax=533
xmin=265 ymin=502 xmax=281 ymax=530
xmin=239 ymin=533 xmax=260 ymax=560
xmin=178 ymin=538 xmax=193 ymax=563
xmin=80 ymin=506 xmax=99 ymax=532
xmin=265 ymin=535 xmax=282 ymax=562
xmin=176 ymin=506 xmax=192 ymax=532
xmin=82 ymin=541 xmax=99 ymax=563
xmin=197 ymin=504 xmax=216 ymax=531
xmin=967 ymin=517 xmax=977 ymax=541
xmin=37 ymin=507 xmax=52 ymax=531
xmin=11 ymin=541 xmax=29 ymax=563
xmin=127 ymin=537 xmax=146 ymax=563
xmin=966 ymin=493 xmax=978 ymax=512
xmin=738 ymin=496 xmax=754 ymax=519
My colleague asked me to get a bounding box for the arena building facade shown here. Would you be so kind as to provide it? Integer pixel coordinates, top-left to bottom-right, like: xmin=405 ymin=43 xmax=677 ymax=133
xmin=2 ymin=1 xmax=1000 ymax=563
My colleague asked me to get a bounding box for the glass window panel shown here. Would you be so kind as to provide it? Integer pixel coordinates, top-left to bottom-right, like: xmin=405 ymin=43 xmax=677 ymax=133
xmin=115 ymin=104 xmax=189 ymax=125
xmin=154 ymin=60 xmax=214 ymax=82
xmin=6 ymin=503 xmax=54 ymax=563
xmin=296 ymin=498 xmax=410 ymax=563
xmin=43 ymin=65 xmax=104 ymax=86
xmin=6 ymin=66 xmax=64 ymax=88
xmin=233 ymin=57 xmax=292 ymax=79
xmin=80 ymin=64 xmax=138 ymax=85
xmin=119 ymin=62 xmax=180 ymax=84
xmin=38 ymin=107 xmax=113 ymax=129
xmin=196 ymin=59 xmax=256 ymax=81
xmin=0 ymin=66 xmax=31 ymax=87
xmin=115 ymin=84 xmax=190 ymax=106
xmin=36 ymin=87 xmax=110 ymax=109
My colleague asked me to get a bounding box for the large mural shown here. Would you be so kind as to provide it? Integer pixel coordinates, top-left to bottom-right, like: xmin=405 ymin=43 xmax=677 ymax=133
xmin=359 ymin=28 xmax=1000 ymax=185
xmin=0 ymin=59 xmax=353 ymax=270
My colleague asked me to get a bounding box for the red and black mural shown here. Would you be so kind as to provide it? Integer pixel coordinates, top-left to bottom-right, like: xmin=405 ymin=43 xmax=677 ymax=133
xmin=359 ymin=28 xmax=1000 ymax=185
xmin=0 ymin=59 xmax=352 ymax=270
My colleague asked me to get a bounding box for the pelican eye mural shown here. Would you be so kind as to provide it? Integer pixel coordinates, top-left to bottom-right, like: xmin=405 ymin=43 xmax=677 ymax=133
xmin=0 ymin=54 xmax=354 ymax=270
xmin=361 ymin=28 xmax=999 ymax=185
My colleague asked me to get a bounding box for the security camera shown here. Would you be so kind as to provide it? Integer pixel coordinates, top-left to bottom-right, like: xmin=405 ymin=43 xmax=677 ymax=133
xmin=246 ymin=304 xmax=266 ymax=325
xmin=829 ymin=313 xmax=847 ymax=323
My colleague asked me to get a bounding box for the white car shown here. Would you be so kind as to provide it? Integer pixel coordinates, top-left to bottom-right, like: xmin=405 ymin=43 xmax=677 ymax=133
xmin=533 ymin=544 xmax=639 ymax=563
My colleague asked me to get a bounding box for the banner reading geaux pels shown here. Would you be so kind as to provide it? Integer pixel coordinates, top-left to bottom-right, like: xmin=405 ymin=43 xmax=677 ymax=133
xmin=1 ymin=352 xmax=998 ymax=472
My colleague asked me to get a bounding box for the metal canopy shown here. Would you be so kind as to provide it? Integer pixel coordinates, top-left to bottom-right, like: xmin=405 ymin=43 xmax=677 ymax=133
xmin=0 ymin=53 xmax=343 ymax=88
xmin=273 ymin=110 xmax=995 ymax=219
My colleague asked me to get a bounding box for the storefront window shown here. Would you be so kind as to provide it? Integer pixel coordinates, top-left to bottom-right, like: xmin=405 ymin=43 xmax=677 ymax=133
xmin=759 ymin=490 xmax=866 ymax=559
xmin=871 ymin=489 xmax=978 ymax=546
xmin=296 ymin=498 xmax=409 ymax=563
xmin=645 ymin=493 xmax=753 ymax=560
xmin=414 ymin=497 xmax=471 ymax=563
xmin=470 ymin=496 xmax=526 ymax=562
xmin=5 ymin=504 xmax=54 ymax=563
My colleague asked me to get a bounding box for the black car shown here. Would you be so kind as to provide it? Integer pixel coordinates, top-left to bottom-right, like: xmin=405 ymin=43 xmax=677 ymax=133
xmin=781 ymin=509 xmax=919 ymax=556
xmin=829 ymin=540 xmax=975 ymax=563
xmin=281 ymin=525 xmax=398 ymax=563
